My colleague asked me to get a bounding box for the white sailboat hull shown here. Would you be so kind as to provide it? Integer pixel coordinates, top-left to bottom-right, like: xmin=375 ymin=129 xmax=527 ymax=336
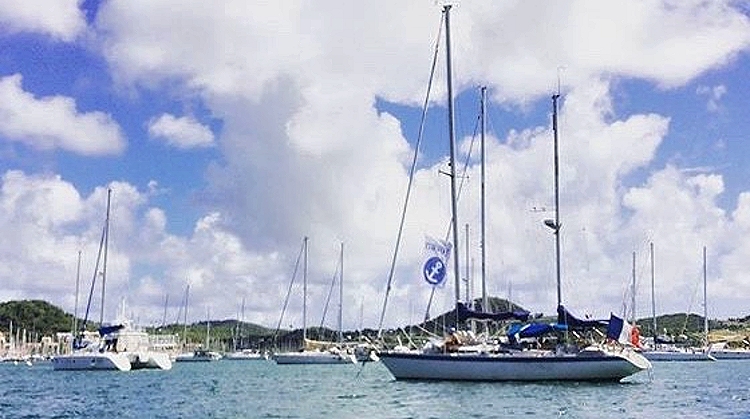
xmin=379 ymin=347 xmax=650 ymax=381
xmin=52 ymin=352 xmax=132 ymax=371
xmin=272 ymin=351 xmax=356 ymax=365
xmin=641 ymin=348 xmax=715 ymax=362
xmin=709 ymin=349 xmax=750 ymax=360
xmin=174 ymin=351 xmax=222 ymax=362
xmin=224 ymin=351 xmax=267 ymax=361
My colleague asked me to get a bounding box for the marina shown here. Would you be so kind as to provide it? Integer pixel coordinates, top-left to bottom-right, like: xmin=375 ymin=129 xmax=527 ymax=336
xmin=1 ymin=1 xmax=750 ymax=417
xmin=2 ymin=355 xmax=749 ymax=418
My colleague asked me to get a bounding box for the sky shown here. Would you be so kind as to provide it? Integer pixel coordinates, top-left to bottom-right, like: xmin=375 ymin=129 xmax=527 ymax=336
xmin=1 ymin=0 xmax=750 ymax=332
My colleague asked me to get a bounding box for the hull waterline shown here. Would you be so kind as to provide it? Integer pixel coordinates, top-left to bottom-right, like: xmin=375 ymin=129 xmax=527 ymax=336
xmin=378 ymin=348 xmax=650 ymax=381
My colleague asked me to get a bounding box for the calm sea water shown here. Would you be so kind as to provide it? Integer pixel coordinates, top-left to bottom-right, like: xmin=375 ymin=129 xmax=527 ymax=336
xmin=1 ymin=359 xmax=749 ymax=418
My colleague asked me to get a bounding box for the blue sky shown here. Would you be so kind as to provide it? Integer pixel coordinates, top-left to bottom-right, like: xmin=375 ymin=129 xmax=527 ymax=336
xmin=1 ymin=1 xmax=750 ymax=331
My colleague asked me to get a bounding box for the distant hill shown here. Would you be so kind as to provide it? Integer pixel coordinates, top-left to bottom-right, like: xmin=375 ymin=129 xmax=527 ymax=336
xmin=0 ymin=299 xmax=278 ymax=351
xmin=0 ymin=300 xmax=76 ymax=337
xmin=1 ymin=298 xmax=748 ymax=349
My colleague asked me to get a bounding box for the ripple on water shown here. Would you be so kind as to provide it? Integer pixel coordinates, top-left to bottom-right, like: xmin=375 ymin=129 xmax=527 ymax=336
xmin=2 ymin=359 xmax=750 ymax=418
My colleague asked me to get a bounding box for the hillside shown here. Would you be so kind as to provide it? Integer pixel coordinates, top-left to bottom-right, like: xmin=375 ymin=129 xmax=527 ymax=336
xmin=1 ymin=298 xmax=748 ymax=349
xmin=0 ymin=300 xmax=75 ymax=337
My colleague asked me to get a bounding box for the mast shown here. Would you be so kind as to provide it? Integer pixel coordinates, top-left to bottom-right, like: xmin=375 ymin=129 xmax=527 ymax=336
xmin=464 ymin=223 xmax=470 ymax=303
xmin=651 ymin=242 xmax=657 ymax=343
xmin=480 ymin=86 xmax=488 ymax=313
xmin=550 ymin=94 xmax=562 ymax=307
xmin=703 ymin=246 xmax=708 ymax=345
xmin=631 ymin=251 xmax=636 ymax=324
xmin=240 ymin=297 xmax=246 ymax=349
xmin=183 ymin=283 xmax=190 ymax=348
xmin=161 ymin=294 xmax=169 ymax=328
xmin=443 ymin=5 xmax=462 ymax=321
xmin=100 ymin=188 xmax=111 ymax=326
xmin=338 ymin=241 xmax=344 ymax=344
xmin=73 ymin=250 xmax=81 ymax=336
xmin=205 ymin=307 xmax=210 ymax=349
xmin=303 ymin=236 xmax=308 ymax=345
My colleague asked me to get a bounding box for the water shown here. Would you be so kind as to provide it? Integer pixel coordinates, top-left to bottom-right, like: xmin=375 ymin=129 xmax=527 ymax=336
xmin=1 ymin=360 xmax=749 ymax=418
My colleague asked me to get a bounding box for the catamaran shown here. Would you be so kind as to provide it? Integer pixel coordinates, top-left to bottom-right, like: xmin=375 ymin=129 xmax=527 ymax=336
xmin=53 ymin=189 xmax=172 ymax=371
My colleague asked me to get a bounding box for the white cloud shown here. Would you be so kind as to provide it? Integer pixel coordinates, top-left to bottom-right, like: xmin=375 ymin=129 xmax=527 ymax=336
xmin=95 ymin=1 xmax=750 ymax=104
xmin=81 ymin=0 xmax=750 ymax=326
xmin=0 ymin=0 xmax=86 ymax=42
xmin=696 ymin=84 xmax=727 ymax=112
xmin=0 ymin=74 xmax=126 ymax=156
xmin=4 ymin=1 xmax=750 ymax=329
xmin=0 ymin=171 xmax=290 ymax=327
xmin=147 ymin=113 xmax=215 ymax=149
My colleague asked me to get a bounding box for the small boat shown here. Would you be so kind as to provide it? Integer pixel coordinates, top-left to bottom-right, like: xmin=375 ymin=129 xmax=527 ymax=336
xmin=272 ymin=344 xmax=355 ymax=365
xmin=640 ymin=244 xmax=713 ymax=362
xmin=641 ymin=345 xmax=715 ymax=362
xmin=175 ymin=349 xmax=222 ymax=362
xmin=272 ymin=239 xmax=356 ymax=365
xmin=708 ymin=341 xmax=750 ymax=360
xmin=224 ymin=349 xmax=267 ymax=360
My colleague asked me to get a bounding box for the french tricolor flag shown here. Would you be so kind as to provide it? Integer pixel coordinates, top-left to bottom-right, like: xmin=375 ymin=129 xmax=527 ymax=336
xmin=606 ymin=314 xmax=633 ymax=345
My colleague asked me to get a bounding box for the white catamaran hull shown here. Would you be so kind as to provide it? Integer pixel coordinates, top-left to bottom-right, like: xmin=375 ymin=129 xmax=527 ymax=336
xmin=127 ymin=351 xmax=173 ymax=370
xmin=379 ymin=348 xmax=650 ymax=381
xmin=272 ymin=351 xmax=356 ymax=365
xmin=52 ymin=352 xmax=132 ymax=371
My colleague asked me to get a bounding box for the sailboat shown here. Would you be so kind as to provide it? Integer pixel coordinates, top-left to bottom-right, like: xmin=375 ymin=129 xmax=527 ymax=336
xmin=53 ymin=189 xmax=171 ymax=371
xmin=377 ymin=5 xmax=650 ymax=381
xmin=175 ymin=306 xmax=222 ymax=362
xmin=272 ymin=238 xmax=356 ymax=365
xmin=641 ymin=243 xmax=714 ymax=361
xmin=225 ymin=298 xmax=267 ymax=360
xmin=702 ymin=247 xmax=750 ymax=360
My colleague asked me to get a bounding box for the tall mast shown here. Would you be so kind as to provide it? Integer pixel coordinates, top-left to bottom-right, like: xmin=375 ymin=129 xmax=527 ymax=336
xmin=651 ymin=242 xmax=657 ymax=343
xmin=161 ymin=294 xmax=169 ymax=328
xmin=205 ymin=307 xmax=210 ymax=349
xmin=464 ymin=223 xmax=470 ymax=303
xmin=443 ymin=5 xmax=462 ymax=320
xmin=703 ymin=246 xmax=708 ymax=345
xmin=631 ymin=252 xmax=636 ymax=324
xmin=303 ymin=236 xmax=308 ymax=344
xmin=480 ymin=86 xmax=488 ymax=313
xmin=551 ymin=94 xmax=562 ymax=307
xmin=99 ymin=188 xmax=111 ymax=326
xmin=73 ymin=250 xmax=81 ymax=335
xmin=338 ymin=241 xmax=344 ymax=344
xmin=183 ymin=283 xmax=190 ymax=348
xmin=240 ymin=297 xmax=246 ymax=348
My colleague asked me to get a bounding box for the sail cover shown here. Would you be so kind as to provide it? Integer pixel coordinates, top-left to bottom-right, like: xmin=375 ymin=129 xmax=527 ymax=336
xmin=506 ymin=322 xmax=568 ymax=342
xmin=556 ymin=305 xmax=607 ymax=329
xmin=98 ymin=324 xmax=125 ymax=336
xmin=456 ymin=302 xmax=530 ymax=322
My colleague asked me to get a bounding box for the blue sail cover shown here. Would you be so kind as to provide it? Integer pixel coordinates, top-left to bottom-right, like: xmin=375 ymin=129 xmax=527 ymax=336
xmin=456 ymin=302 xmax=530 ymax=323
xmin=507 ymin=322 xmax=567 ymax=339
xmin=98 ymin=324 xmax=124 ymax=336
xmin=556 ymin=305 xmax=608 ymax=329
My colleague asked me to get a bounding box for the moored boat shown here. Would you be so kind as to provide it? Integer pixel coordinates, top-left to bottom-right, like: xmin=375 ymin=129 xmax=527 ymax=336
xmin=377 ymin=5 xmax=650 ymax=382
